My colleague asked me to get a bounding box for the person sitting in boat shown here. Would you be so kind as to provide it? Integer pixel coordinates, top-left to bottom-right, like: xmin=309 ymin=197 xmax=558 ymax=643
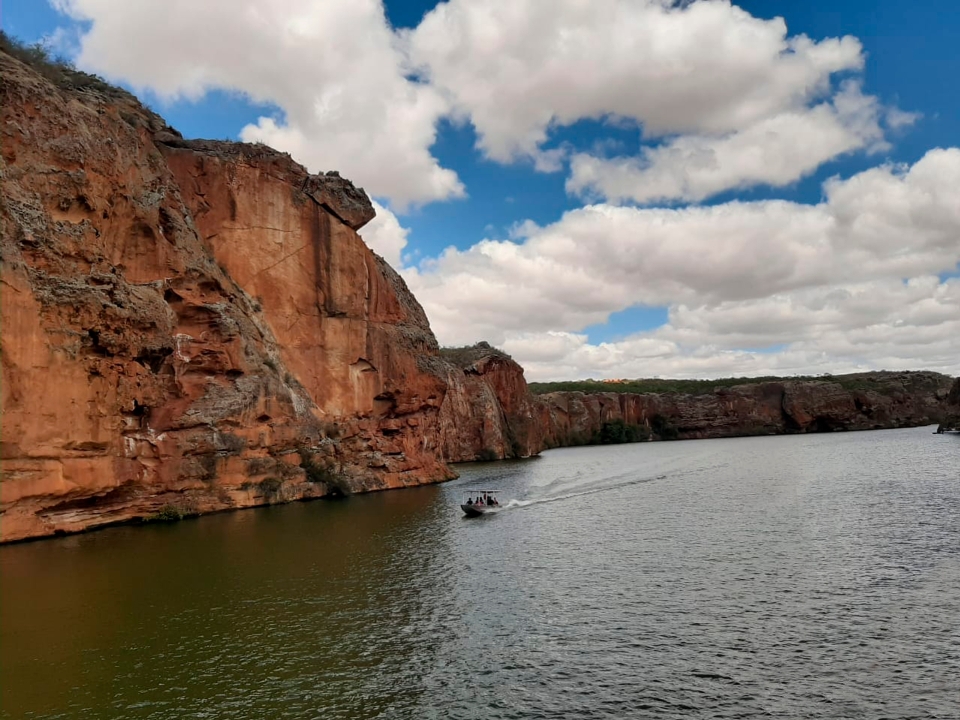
xmin=466 ymin=497 xmax=473 ymax=505
xmin=477 ymin=496 xmax=484 ymax=505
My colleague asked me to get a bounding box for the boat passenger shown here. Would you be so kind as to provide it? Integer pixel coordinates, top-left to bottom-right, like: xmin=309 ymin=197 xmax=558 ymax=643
xmin=466 ymin=497 xmax=473 ymax=505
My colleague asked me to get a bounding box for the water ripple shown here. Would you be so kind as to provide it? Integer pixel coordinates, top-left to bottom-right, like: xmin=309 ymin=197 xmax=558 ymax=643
xmin=1 ymin=428 xmax=958 ymax=718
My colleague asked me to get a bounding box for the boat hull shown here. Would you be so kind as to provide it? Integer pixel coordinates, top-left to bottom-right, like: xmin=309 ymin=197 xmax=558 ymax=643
xmin=461 ymin=504 xmax=495 ymax=517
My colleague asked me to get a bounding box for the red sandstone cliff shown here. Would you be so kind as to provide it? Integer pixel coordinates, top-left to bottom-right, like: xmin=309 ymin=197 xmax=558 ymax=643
xmin=536 ymin=371 xmax=953 ymax=446
xmin=435 ymin=343 xmax=541 ymax=461
xmin=1 ymin=48 xmax=468 ymax=541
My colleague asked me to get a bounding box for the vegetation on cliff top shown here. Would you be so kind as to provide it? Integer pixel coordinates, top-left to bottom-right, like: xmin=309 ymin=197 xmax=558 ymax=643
xmin=440 ymin=341 xmax=513 ymax=368
xmin=529 ymin=370 xmax=947 ymax=396
xmin=0 ymin=31 xmax=131 ymax=99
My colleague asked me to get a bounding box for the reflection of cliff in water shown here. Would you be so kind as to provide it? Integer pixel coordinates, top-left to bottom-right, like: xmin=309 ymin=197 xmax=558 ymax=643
xmin=0 ymin=488 xmax=456 ymax=718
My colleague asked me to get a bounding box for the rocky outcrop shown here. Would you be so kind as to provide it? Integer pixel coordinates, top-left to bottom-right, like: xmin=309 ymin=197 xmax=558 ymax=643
xmin=0 ymin=48 xmax=466 ymax=541
xmin=538 ymin=372 xmax=953 ymax=445
xmin=435 ymin=343 xmax=541 ymax=461
xmin=937 ymin=378 xmax=960 ymax=432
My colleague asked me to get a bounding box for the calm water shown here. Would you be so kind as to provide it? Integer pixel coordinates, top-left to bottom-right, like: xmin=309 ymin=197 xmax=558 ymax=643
xmin=2 ymin=427 xmax=959 ymax=719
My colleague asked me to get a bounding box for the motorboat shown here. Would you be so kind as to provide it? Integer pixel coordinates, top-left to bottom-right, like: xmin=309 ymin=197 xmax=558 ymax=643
xmin=461 ymin=489 xmax=501 ymax=517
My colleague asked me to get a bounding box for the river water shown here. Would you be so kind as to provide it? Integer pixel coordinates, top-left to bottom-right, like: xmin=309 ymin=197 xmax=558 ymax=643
xmin=2 ymin=426 xmax=958 ymax=719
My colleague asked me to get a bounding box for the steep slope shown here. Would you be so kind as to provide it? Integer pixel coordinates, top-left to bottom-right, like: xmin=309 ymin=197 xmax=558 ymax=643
xmin=0 ymin=48 xmax=457 ymax=541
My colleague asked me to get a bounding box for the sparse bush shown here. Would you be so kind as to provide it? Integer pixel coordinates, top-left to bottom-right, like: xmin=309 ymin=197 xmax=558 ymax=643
xmin=259 ymin=477 xmax=282 ymax=495
xmin=1 ymin=31 xmax=139 ymax=100
xmin=528 ymin=371 xmax=934 ymax=397
xmin=147 ymin=504 xmax=183 ymax=522
xmin=440 ymin=341 xmax=513 ymax=368
xmin=650 ymin=414 xmax=679 ymax=441
xmin=595 ymin=419 xmax=649 ymax=444
xmin=298 ymin=448 xmax=350 ymax=496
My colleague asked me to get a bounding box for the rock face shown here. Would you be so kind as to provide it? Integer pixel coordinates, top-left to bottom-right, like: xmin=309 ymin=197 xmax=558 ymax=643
xmin=537 ymin=372 xmax=953 ymax=446
xmin=937 ymin=378 xmax=960 ymax=432
xmin=0 ymin=49 xmax=467 ymax=541
xmin=435 ymin=343 xmax=542 ymax=461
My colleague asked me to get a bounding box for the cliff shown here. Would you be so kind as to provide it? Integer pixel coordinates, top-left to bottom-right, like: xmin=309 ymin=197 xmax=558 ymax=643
xmin=937 ymin=378 xmax=960 ymax=432
xmin=537 ymin=371 xmax=953 ymax=446
xmin=1 ymin=46 xmax=472 ymax=541
xmin=435 ymin=343 xmax=541 ymax=461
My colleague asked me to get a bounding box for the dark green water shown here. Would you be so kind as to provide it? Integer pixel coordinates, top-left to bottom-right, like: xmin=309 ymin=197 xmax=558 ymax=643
xmin=2 ymin=426 xmax=959 ymax=719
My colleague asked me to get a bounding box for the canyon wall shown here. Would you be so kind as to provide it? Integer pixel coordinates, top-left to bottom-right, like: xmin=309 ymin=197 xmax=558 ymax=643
xmin=938 ymin=378 xmax=960 ymax=432
xmin=0 ymin=49 xmax=954 ymax=543
xmin=1 ymin=49 xmax=470 ymax=541
xmin=535 ymin=372 xmax=953 ymax=447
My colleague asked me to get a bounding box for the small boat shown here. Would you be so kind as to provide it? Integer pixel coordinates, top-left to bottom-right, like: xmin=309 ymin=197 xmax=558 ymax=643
xmin=461 ymin=489 xmax=501 ymax=517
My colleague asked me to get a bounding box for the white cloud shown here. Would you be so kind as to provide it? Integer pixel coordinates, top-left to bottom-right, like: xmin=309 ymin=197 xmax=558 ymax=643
xmin=404 ymin=149 xmax=960 ymax=378
xmin=505 ymin=276 xmax=960 ymax=382
xmin=567 ymin=81 xmax=888 ymax=204
xmin=57 ymin=0 xmax=464 ymax=209
xmin=57 ymin=0 xmax=907 ymax=207
xmin=44 ymin=0 xmax=953 ymax=381
xmin=886 ymin=107 xmax=921 ymax=130
xmin=409 ymin=0 xmax=865 ymax=164
xmin=360 ymin=201 xmax=409 ymax=268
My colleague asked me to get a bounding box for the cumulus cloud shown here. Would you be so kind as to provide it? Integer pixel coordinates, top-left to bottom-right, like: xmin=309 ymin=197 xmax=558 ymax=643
xmin=409 ymin=0 xmax=866 ymax=163
xmin=567 ymin=81 xmax=888 ymax=204
xmin=56 ymin=0 xmax=463 ymax=209
xmin=45 ymin=0 xmax=953 ymax=380
xmin=360 ymin=201 xmax=409 ymax=268
xmin=56 ymin=0 xmax=903 ymax=206
xmin=404 ymin=149 xmax=960 ymax=377
xmin=508 ymin=277 xmax=960 ymax=381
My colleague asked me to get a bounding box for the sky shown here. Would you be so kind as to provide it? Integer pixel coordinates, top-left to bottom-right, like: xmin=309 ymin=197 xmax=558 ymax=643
xmin=4 ymin=0 xmax=959 ymax=381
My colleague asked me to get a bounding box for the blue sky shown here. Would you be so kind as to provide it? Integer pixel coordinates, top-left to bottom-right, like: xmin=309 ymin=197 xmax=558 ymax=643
xmin=4 ymin=1 xmax=958 ymax=379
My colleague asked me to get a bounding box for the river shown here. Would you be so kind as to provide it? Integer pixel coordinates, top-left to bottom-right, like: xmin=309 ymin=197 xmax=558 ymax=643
xmin=2 ymin=426 xmax=958 ymax=719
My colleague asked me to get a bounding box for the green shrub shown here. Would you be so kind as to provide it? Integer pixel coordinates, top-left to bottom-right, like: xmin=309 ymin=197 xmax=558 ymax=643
xmin=147 ymin=504 xmax=183 ymax=522
xmin=650 ymin=414 xmax=679 ymax=441
xmin=595 ymin=419 xmax=649 ymax=444
xmin=1 ymin=31 xmax=146 ymax=101
xmin=298 ymin=448 xmax=350 ymax=496
xmin=259 ymin=477 xmax=282 ymax=495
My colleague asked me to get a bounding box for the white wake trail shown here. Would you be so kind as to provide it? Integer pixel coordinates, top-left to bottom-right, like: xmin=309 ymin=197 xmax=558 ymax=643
xmin=500 ymin=473 xmax=669 ymax=511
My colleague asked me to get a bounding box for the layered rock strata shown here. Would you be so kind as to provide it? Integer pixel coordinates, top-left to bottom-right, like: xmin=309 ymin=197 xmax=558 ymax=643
xmin=435 ymin=343 xmax=541 ymax=461
xmin=537 ymin=372 xmax=953 ymax=446
xmin=937 ymin=378 xmax=960 ymax=432
xmin=1 ymin=49 xmax=465 ymax=541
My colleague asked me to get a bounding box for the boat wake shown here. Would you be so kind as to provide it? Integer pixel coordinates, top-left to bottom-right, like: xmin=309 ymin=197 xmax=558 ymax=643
xmin=501 ymin=473 xmax=669 ymax=511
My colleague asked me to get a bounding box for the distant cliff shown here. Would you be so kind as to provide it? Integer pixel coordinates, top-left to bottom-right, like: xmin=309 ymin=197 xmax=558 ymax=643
xmin=533 ymin=371 xmax=953 ymax=447
xmin=0 ymin=43 xmax=954 ymax=543
xmin=937 ymin=378 xmax=960 ymax=432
